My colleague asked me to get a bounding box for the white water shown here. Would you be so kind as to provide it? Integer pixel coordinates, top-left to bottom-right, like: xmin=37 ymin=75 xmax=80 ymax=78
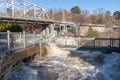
xmin=3 ymin=43 xmax=120 ymax=80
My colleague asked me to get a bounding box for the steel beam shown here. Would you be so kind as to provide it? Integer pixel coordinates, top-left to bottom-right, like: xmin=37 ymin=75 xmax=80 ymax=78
xmin=0 ymin=0 xmax=50 ymax=20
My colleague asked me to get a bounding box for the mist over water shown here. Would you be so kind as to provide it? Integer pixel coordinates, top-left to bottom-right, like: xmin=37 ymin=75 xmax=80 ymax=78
xmin=3 ymin=43 xmax=120 ymax=80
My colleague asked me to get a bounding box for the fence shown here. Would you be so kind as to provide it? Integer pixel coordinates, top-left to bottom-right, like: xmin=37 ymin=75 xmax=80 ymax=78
xmin=0 ymin=26 xmax=59 ymax=58
xmin=0 ymin=30 xmax=42 ymax=58
xmin=49 ymin=37 xmax=120 ymax=50
xmin=1 ymin=30 xmax=120 ymax=58
xmin=78 ymin=38 xmax=120 ymax=48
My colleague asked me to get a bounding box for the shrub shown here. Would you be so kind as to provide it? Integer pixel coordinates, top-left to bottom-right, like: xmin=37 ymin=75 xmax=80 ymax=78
xmin=86 ymin=26 xmax=99 ymax=38
xmin=0 ymin=23 xmax=23 ymax=32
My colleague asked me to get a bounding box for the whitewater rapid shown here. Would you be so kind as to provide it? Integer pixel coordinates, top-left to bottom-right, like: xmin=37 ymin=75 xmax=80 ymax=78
xmin=3 ymin=43 xmax=120 ymax=80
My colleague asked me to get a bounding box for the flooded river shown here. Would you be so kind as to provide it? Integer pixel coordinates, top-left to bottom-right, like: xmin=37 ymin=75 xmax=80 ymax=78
xmin=3 ymin=43 xmax=120 ymax=80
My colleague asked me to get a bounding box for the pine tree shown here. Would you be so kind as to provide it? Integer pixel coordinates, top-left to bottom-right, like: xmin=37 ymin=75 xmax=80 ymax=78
xmin=86 ymin=26 xmax=99 ymax=38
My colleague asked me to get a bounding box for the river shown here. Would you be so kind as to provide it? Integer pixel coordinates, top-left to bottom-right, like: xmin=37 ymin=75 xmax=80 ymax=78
xmin=3 ymin=43 xmax=120 ymax=80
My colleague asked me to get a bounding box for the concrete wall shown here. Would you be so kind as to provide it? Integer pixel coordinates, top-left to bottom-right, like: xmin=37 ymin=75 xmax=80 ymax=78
xmin=79 ymin=26 xmax=113 ymax=37
xmin=0 ymin=44 xmax=40 ymax=79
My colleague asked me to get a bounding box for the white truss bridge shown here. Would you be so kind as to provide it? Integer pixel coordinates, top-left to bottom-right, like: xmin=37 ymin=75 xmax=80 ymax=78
xmin=0 ymin=0 xmax=50 ymax=19
xmin=0 ymin=0 xmax=75 ymax=25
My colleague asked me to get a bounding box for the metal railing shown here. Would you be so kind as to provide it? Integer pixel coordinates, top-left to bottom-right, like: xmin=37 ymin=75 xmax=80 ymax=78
xmin=49 ymin=37 xmax=95 ymax=50
xmin=0 ymin=30 xmax=42 ymax=58
xmin=1 ymin=30 xmax=120 ymax=58
xmin=49 ymin=37 xmax=120 ymax=50
xmin=0 ymin=0 xmax=50 ymax=20
xmin=76 ymin=38 xmax=120 ymax=48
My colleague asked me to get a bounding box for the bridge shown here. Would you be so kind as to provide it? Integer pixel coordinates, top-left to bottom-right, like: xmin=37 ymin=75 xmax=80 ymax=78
xmin=2 ymin=0 xmax=117 ymax=29
xmin=0 ymin=0 xmax=75 ymax=31
xmin=1 ymin=0 xmax=120 ymax=33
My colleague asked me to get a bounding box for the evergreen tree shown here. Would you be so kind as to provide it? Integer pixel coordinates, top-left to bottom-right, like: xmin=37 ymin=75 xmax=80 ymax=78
xmin=86 ymin=26 xmax=99 ymax=38
xmin=70 ymin=6 xmax=81 ymax=14
xmin=0 ymin=23 xmax=23 ymax=32
xmin=113 ymin=11 xmax=120 ymax=20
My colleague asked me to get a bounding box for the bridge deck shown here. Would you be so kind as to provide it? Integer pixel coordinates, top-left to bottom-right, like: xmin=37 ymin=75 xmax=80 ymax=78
xmin=0 ymin=16 xmax=74 ymax=25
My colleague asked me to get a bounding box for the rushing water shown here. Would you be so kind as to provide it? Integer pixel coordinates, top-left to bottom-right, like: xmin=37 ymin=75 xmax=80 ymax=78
xmin=3 ymin=43 xmax=120 ymax=80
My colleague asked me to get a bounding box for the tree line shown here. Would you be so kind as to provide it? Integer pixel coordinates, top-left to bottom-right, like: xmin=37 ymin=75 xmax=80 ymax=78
xmin=48 ymin=6 xmax=120 ymax=26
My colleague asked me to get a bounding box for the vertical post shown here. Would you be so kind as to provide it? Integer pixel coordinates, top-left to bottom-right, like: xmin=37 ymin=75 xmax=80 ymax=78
xmin=64 ymin=37 xmax=66 ymax=50
xmin=119 ymin=38 xmax=120 ymax=48
xmin=110 ymin=38 xmax=112 ymax=48
xmin=11 ymin=0 xmax=14 ymax=17
xmin=23 ymin=31 xmax=26 ymax=48
xmin=45 ymin=12 xmax=50 ymax=20
xmin=33 ymin=4 xmax=36 ymax=19
xmin=7 ymin=30 xmax=10 ymax=52
xmin=64 ymin=36 xmax=67 ymax=50
xmin=78 ymin=37 xmax=80 ymax=48
xmin=111 ymin=39 xmax=113 ymax=48
xmin=39 ymin=35 xmax=42 ymax=58
xmin=93 ymin=39 xmax=96 ymax=47
xmin=62 ymin=9 xmax=65 ymax=21
xmin=58 ymin=24 xmax=61 ymax=36
xmin=66 ymin=26 xmax=67 ymax=32
xmin=23 ymin=1 xmax=26 ymax=18
xmin=39 ymin=42 xmax=42 ymax=58
xmin=33 ymin=32 xmax=35 ymax=44
xmin=43 ymin=11 xmax=45 ymax=20
xmin=20 ymin=32 xmax=22 ymax=46
xmin=77 ymin=37 xmax=79 ymax=48
xmin=43 ymin=13 xmax=45 ymax=20
xmin=42 ymin=8 xmax=45 ymax=20
xmin=46 ymin=27 xmax=49 ymax=37
xmin=63 ymin=25 xmax=65 ymax=34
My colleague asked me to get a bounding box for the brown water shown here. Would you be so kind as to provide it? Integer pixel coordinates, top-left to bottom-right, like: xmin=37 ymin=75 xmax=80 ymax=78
xmin=3 ymin=43 xmax=120 ymax=80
